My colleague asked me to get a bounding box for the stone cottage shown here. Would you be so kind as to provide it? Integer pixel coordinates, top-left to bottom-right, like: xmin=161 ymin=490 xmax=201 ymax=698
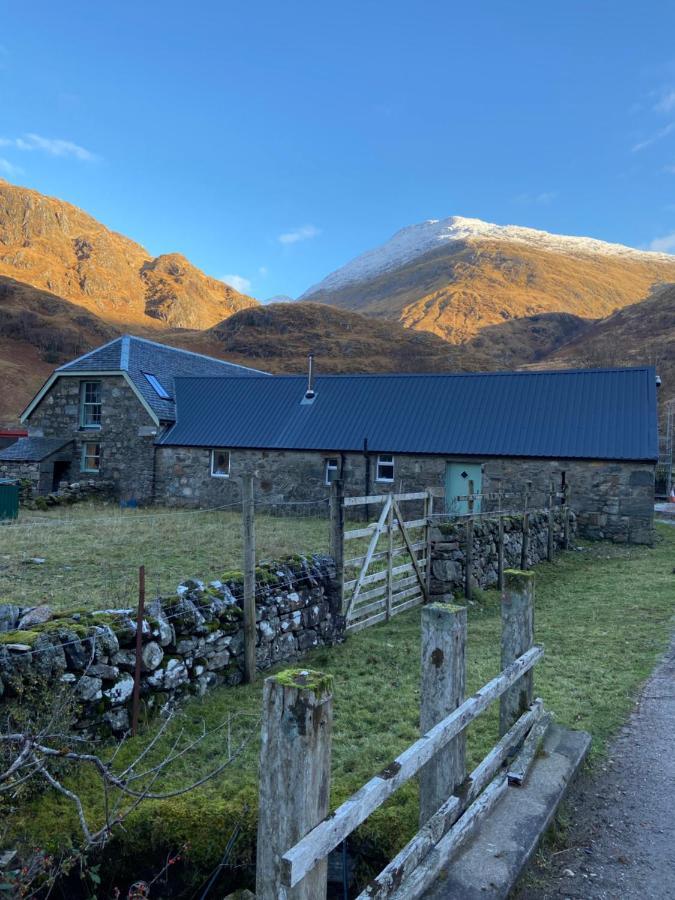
xmin=0 ymin=335 xmax=265 ymax=502
xmin=154 ymin=366 xmax=658 ymax=544
xmin=3 ymin=334 xmax=657 ymax=544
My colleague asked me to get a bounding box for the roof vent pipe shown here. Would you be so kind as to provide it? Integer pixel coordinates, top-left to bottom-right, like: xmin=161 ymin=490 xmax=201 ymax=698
xmin=305 ymin=353 xmax=316 ymax=400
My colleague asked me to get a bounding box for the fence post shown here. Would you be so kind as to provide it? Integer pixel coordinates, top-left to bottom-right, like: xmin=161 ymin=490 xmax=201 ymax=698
xmin=464 ymin=480 xmax=474 ymax=600
xmin=419 ymin=603 xmax=467 ymax=825
xmin=131 ymin=564 xmax=145 ymax=737
xmin=563 ymin=483 xmax=571 ymax=550
xmin=241 ymin=472 xmax=257 ymax=684
xmin=256 ymin=669 xmax=334 ymax=900
xmin=424 ymin=489 xmax=434 ymax=598
xmin=520 ymin=481 xmax=531 ymax=571
xmin=329 ymin=478 xmax=344 ymax=607
xmin=547 ymin=479 xmax=555 ymax=562
xmin=499 ymin=569 xmax=534 ymax=735
xmin=386 ymin=493 xmax=394 ymax=620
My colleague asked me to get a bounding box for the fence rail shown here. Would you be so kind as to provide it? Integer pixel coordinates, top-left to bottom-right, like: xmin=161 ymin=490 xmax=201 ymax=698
xmin=255 ymin=569 xmax=543 ymax=899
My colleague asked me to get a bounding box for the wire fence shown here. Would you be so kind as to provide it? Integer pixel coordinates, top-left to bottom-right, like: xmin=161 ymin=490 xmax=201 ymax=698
xmin=0 ymin=496 xmax=332 ymax=615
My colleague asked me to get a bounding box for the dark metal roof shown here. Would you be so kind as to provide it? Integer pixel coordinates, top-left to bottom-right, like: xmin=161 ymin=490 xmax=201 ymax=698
xmin=157 ymin=367 xmax=658 ymax=462
xmin=0 ymin=437 xmax=73 ymax=462
xmin=54 ymin=335 xmax=268 ymax=421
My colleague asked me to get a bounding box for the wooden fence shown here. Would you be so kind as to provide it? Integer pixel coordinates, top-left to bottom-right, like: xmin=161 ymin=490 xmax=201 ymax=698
xmin=255 ymin=569 xmax=545 ymax=899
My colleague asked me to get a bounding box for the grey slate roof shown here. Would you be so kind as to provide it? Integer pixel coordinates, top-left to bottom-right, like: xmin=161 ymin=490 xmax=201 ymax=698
xmin=158 ymin=367 xmax=658 ymax=462
xmin=55 ymin=335 xmax=267 ymax=421
xmin=0 ymin=437 xmax=73 ymax=462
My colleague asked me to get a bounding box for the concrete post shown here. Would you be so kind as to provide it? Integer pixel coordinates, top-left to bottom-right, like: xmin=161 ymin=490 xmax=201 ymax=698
xmin=419 ymin=603 xmax=467 ymax=825
xmin=499 ymin=570 xmax=534 ymax=735
xmin=256 ymin=669 xmax=334 ymax=900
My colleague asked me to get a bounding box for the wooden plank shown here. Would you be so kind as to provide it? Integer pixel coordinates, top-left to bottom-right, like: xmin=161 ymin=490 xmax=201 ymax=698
xmin=386 ymin=499 xmax=394 ymax=621
xmin=344 ymin=496 xmax=391 ymax=618
xmin=329 ymin=479 xmax=344 ymax=608
xmin=346 ymin=609 xmax=388 ymax=633
xmin=392 ymin=498 xmax=427 ymax=600
xmin=388 ymin=775 xmax=509 ymax=900
xmin=352 ymin=583 xmax=388 ymax=605
xmin=343 ymin=494 xmax=388 ymax=507
xmin=497 ymin=515 xmax=505 ymax=592
xmin=343 ymin=491 xmax=428 ymax=507
xmin=357 ymin=700 xmax=543 ymax=899
xmin=347 ymin=594 xmax=424 ymax=633
xmin=507 ymin=710 xmax=552 ymax=786
xmin=464 ymin=516 xmax=474 ymax=600
xmin=500 ymin=570 xmax=535 ymax=735
xmin=425 ymin=490 xmax=434 ymax=597
xmin=345 ymin=525 xmax=378 ymax=541
xmin=280 ymin=645 xmax=544 ymax=887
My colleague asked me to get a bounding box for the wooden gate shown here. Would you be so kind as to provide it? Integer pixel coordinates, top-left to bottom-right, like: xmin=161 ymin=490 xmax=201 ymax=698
xmin=342 ymin=491 xmax=431 ymax=632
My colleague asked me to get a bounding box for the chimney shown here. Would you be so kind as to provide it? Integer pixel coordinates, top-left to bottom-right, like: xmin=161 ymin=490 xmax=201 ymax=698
xmin=304 ymin=353 xmax=316 ymax=401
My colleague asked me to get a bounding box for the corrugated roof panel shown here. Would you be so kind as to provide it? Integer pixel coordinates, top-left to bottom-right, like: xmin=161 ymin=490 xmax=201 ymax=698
xmin=158 ymin=367 xmax=658 ymax=461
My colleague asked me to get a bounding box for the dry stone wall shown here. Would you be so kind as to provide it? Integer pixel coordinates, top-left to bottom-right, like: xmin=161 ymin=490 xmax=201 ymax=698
xmin=429 ymin=508 xmax=576 ymax=597
xmin=0 ymin=555 xmax=343 ymax=736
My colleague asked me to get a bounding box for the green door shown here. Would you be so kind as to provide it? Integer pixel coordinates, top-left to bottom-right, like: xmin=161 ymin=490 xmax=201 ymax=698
xmin=445 ymin=463 xmax=482 ymax=515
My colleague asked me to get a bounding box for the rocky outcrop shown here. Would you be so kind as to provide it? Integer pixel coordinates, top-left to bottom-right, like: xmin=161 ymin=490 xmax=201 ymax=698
xmin=0 ymin=555 xmax=343 ymax=735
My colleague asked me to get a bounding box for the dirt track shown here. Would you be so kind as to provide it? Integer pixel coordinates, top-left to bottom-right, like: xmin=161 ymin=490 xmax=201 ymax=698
xmin=518 ymin=631 xmax=675 ymax=899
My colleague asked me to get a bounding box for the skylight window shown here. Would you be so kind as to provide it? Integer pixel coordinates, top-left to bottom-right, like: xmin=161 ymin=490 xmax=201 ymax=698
xmin=142 ymin=372 xmax=171 ymax=400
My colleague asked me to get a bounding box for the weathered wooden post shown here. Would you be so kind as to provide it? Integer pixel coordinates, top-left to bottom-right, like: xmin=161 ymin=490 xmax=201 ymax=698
xmin=419 ymin=603 xmax=467 ymax=825
xmin=256 ymin=669 xmax=334 ymax=900
xmin=386 ymin=493 xmax=394 ymax=620
xmin=241 ymin=472 xmax=257 ymax=684
xmin=499 ymin=570 xmax=534 ymax=735
xmin=329 ymin=478 xmax=344 ymax=607
xmin=424 ymin=489 xmax=435 ymax=598
xmin=131 ymin=564 xmax=145 ymax=737
xmin=520 ymin=481 xmax=532 ymax=571
xmin=464 ymin=480 xmax=474 ymax=600
xmin=494 ymin=479 xmax=505 ymax=592
xmin=563 ymin=483 xmax=571 ymax=550
xmin=547 ymin=479 xmax=555 ymax=562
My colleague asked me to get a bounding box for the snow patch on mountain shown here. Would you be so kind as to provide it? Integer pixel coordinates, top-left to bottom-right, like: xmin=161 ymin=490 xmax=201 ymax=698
xmin=301 ymin=216 xmax=674 ymax=296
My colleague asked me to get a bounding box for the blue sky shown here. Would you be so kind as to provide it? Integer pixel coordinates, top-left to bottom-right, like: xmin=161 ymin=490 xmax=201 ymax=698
xmin=2 ymin=1 xmax=675 ymax=300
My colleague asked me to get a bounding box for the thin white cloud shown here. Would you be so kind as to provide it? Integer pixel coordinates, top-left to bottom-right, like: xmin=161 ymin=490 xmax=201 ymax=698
xmin=221 ymin=273 xmax=252 ymax=293
xmin=0 ymin=157 xmax=23 ymax=177
xmin=655 ymin=90 xmax=675 ymax=114
xmin=0 ymin=133 xmax=98 ymax=161
xmin=278 ymin=224 xmax=321 ymax=245
xmin=649 ymin=232 xmax=675 ymax=253
xmin=632 ymin=122 xmax=675 ymax=152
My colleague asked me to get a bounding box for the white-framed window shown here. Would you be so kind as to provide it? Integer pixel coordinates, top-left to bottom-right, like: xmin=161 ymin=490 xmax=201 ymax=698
xmin=81 ymin=441 xmax=101 ymax=473
xmin=79 ymin=381 xmax=102 ymax=429
xmin=376 ymin=454 xmax=395 ymax=483
xmin=324 ymin=457 xmax=339 ymax=485
xmin=210 ymin=449 xmax=230 ymax=478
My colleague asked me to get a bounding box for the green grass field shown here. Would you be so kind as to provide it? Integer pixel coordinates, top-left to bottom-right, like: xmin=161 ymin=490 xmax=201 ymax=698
xmin=0 ymin=502 xmax=331 ymax=612
xmin=6 ymin=524 xmax=675 ymax=897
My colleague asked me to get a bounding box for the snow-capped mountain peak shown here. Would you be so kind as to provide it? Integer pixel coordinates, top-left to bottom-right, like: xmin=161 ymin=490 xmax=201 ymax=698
xmin=301 ymin=216 xmax=673 ymax=296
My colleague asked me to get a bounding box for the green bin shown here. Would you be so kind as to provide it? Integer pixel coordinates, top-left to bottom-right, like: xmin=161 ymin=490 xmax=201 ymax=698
xmin=0 ymin=479 xmax=19 ymax=521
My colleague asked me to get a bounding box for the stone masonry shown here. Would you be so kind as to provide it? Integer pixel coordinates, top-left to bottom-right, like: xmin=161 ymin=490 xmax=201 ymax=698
xmin=25 ymin=375 xmax=159 ymax=503
xmin=429 ymin=508 xmax=577 ymax=597
xmin=155 ymin=447 xmax=653 ymax=544
xmin=0 ymin=555 xmax=344 ymax=736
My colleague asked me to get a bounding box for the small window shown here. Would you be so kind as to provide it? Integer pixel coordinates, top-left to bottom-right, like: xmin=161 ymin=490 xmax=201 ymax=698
xmin=324 ymin=457 xmax=339 ymax=485
xmin=211 ymin=449 xmax=230 ymax=478
xmin=376 ymin=454 xmax=394 ymax=483
xmin=81 ymin=442 xmax=101 ymax=473
xmin=142 ymin=372 xmax=171 ymax=400
xmin=79 ymin=381 xmax=101 ymax=429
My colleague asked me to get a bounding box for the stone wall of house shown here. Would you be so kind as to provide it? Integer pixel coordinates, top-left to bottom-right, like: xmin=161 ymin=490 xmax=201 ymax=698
xmin=482 ymin=458 xmax=654 ymax=545
xmin=0 ymin=461 xmax=41 ymax=500
xmin=26 ymin=375 xmax=159 ymax=503
xmin=429 ymin=508 xmax=577 ymax=597
xmin=155 ymin=447 xmax=653 ymax=543
xmin=0 ymin=556 xmax=343 ymax=736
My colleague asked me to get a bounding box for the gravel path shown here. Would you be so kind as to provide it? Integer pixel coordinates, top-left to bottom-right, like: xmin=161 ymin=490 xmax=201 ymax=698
xmin=517 ymin=630 xmax=675 ymax=899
